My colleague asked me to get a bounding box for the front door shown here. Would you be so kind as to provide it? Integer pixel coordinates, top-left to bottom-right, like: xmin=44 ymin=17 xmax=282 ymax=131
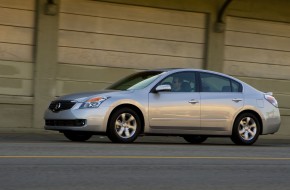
xmin=148 ymin=72 xmax=200 ymax=131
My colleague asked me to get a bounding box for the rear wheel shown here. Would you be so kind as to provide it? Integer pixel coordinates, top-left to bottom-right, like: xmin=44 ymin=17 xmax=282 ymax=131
xmin=183 ymin=135 xmax=208 ymax=144
xmin=107 ymin=108 xmax=141 ymax=143
xmin=63 ymin=131 xmax=92 ymax=142
xmin=231 ymin=113 xmax=260 ymax=145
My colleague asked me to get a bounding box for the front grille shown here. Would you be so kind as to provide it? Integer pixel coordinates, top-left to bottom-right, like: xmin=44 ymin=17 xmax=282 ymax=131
xmin=49 ymin=100 xmax=76 ymax=112
xmin=45 ymin=119 xmax=86 ymax=127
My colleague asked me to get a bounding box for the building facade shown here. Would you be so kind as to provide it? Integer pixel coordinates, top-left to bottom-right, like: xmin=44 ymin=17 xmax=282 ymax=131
xmin=0 ymin=0 xmax=289 ymax=136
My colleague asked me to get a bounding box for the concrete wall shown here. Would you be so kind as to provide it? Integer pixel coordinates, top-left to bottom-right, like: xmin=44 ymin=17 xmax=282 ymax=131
xmin=223 ymin=16 xmax=290 ymax=136
xmin=0 ymin=0 xmax=289 ymax=136
xmin=0 ymin=0 xmax=35 ymax=131
xmin=57 ymin=0 xmax=207 ymax=95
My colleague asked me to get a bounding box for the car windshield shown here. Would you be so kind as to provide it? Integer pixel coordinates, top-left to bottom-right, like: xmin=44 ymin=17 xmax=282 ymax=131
xmin=106 ymin=71 xmax=164 ymax=90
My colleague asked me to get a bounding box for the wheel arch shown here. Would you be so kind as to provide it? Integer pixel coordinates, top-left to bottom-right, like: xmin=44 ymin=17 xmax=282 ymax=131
xmin=234 ymin=110 xmax=263 ymax=134
xmin=106 ymin=104 xmax=145 ymax=134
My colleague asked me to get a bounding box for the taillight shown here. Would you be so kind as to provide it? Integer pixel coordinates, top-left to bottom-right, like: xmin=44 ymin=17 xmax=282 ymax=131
xmin=264 ymin=94 xmax=278 ymax=107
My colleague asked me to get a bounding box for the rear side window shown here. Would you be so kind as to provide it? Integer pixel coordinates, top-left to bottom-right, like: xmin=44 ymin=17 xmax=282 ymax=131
xmin=231 ymin=80 xmax=242 ymax=92
xmin=200 ymin=72 xmax=242 ymax=92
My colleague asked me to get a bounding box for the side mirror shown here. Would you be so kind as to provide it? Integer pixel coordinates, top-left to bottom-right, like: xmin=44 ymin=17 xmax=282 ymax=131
xmin=155 ymin=84 xmax=171 ymax=92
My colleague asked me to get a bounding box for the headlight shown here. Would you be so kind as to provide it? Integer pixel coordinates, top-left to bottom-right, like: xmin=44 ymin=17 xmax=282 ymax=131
xmin=80 ymin=96 xmax=110 ymax=109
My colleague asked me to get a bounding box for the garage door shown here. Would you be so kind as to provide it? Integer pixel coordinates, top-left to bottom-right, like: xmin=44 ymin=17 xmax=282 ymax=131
xmin=57 ymin=0 xmax=207 ymax=95
xmin=224 ymin=16 xmax=290 ymax=134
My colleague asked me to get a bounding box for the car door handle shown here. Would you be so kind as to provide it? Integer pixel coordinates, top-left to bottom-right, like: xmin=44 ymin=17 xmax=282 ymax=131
xmin=232 ymin=98 xmax=242 ymax=103
xmin=188 ymin=100 xmax=199 ymax=104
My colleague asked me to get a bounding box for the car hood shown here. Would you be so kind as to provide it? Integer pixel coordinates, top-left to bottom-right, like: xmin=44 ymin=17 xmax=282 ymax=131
xmin=56 ymin=90 xmax=131 ymax=102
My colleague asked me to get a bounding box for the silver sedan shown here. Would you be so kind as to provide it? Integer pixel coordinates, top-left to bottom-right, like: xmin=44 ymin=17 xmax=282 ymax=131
xmin=44 ymin=69 xmax=281 ymax=145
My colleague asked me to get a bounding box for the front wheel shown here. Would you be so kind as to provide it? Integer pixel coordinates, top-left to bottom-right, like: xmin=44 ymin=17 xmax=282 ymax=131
xmin=63 ymin=131 xmax=92 ymax=142
xmin=183 ymin=135 xmax=208 ymax=144
xmin=231 ymin=113 xmax=260 ymax=145
xmin=107 ymin=108 xmax=141 ymax=143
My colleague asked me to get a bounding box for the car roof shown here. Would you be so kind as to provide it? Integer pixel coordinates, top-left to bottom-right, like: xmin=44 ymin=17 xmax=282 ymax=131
xmin=146 ymin=68 xmax=245 ymax=84
xmin=148 ymin=68 xmax=218 ymax=73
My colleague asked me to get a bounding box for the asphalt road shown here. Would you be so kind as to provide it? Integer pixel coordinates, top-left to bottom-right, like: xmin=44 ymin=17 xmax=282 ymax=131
xmin=0 ymin=134 xmax=290 ymax=190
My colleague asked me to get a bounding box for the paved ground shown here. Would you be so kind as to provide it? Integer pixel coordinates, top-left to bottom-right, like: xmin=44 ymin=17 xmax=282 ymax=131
xmin=0 ymin=133 xmax=290 ymax=190
xmin=1 ymin=132 xmax=290 ymax=144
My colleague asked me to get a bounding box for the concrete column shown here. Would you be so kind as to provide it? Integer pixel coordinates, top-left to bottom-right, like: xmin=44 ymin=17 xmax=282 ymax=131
xmin=33 ymin=0 xmax=59 ymax=129
xmin=204 ymin=7 xmax=226 ymax=72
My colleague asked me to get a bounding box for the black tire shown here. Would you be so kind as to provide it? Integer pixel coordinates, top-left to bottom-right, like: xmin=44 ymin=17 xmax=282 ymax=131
xmin=183 ymin=135 xmax=208 ymax=144
xmin=231 ymin=113 xmax=260 ymax=145
xmin=63 ymin=131 xmax=92 ymax=142
xmin=107 ymin=108 xmax=141 ymax=143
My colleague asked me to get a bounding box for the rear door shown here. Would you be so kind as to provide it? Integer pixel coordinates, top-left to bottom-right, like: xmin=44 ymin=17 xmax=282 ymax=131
xmin=199 ymin=72 xmax=244 ymax=132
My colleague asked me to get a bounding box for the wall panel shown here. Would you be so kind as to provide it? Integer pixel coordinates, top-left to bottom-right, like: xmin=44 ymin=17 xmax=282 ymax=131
xmin=59 ymin=47 xmax=202 ymax=70
xmin=60 ymin=14 xmax=205 ymax=43
xmin=224 ymin=60 xmax=290 ymax=80
xmin=224 ymin=17 xmax=290 ymax=135
xmin=0 ymin=61 xmax=33 ymax=79
xmin=0 ymin=0 xmax=35 ymax=131
xmin=0 ymin=0 xmax=35 ymax=10
xmin=56 ymin=81 xmax=109 ymax=96
xmin=0 ymin=7 xmax=34 ymax=27
xmin=59 ymin=30 xmax=204 ymax=58
xmin=227 ymin=17 xmax=290 ymax=38
xmin=57 ymin=0 xmax=207 ymax=96
xmin=60 ymin=0 xmax=206 ymax=28
xmin=0 ymin=104 xmax=32 ymax=129
xmin=237 ymin=76 xmax=290 ymax=94
xmin=57 ymin=64 xmax=139 ymax=83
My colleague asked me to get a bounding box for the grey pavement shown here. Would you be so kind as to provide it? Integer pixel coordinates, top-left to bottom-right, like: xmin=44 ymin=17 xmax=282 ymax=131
xmin=0 ymin=132 xmax=289 ymax=145
xmin=0 ymin=133 xmax=290 ymax=190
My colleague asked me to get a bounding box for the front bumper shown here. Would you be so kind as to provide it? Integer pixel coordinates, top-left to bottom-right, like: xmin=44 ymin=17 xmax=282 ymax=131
xmin=44 ymin=105 xmax=111 ymax=132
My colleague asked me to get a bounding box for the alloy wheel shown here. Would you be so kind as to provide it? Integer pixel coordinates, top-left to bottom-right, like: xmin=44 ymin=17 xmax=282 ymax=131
xmin=238 ymin=117 xmax=257 ymax=141
xmin=114 ymin=113 xmax=137 ymax=139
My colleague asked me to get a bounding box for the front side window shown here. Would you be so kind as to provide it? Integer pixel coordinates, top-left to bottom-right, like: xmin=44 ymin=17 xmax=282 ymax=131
xmin=158 ymin=72 xmax=196 ymax=92
xmin=200 ymin=72 xmax=242 ymax=92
